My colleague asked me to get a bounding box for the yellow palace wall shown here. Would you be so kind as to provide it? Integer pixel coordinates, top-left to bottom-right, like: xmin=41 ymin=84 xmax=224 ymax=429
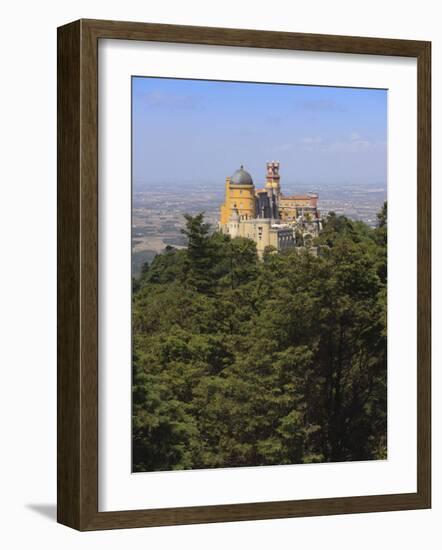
xmin=220 ymin=177 xmax=256 ymax=224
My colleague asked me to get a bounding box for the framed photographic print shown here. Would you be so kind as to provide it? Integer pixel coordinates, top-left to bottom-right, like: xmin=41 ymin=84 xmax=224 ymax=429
xmin=57 ymin=19 xmax=431 ymax=530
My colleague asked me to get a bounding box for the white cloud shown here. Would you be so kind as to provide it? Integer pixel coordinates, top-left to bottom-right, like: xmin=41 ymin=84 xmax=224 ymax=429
xmin=144 ymin=90 xmax=200 ymax=110
xmin=328 ymin=134 xmax=386 ymax=153
xmin=273 ymin=143 xmax=294 ymax=152
xmin=273 ymin=134 xmax=386 ymax=155
xmin=300 ymin=136 xmax=323 ymax=145
xmin=301 ymin=98 xmax=345 ymax=112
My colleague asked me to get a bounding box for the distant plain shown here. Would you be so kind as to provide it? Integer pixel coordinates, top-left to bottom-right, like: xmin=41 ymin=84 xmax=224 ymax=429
xmin=132 ymin=180 xmax=387 ymax=275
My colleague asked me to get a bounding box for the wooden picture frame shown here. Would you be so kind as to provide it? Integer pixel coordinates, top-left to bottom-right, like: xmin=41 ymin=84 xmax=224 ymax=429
xmin=57 ymin=18 xmax=431 ymax=531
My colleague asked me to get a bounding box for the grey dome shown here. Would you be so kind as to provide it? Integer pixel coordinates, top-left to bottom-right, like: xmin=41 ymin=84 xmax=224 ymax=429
xmin=230 ymin=165 xmax=253 ymax=186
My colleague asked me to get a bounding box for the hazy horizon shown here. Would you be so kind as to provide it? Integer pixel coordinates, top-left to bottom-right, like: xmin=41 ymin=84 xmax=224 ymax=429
xmin=133 ymin=179 xmax=387 ymax=191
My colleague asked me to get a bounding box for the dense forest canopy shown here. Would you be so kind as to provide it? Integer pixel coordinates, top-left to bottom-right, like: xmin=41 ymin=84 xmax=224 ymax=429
xmin=132 ymin=203 xmax=387 ymax=471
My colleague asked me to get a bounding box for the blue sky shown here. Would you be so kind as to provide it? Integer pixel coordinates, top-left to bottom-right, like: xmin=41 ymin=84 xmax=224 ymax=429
xmin=132 ymin=77 xmax=387 ymax=188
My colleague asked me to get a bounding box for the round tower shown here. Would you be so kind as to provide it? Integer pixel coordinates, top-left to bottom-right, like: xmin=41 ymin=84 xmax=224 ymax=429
xmin=220 ymin=165 xmax=256 ymax=224
xmin=227 ymin=205 xmax=240 ymax=238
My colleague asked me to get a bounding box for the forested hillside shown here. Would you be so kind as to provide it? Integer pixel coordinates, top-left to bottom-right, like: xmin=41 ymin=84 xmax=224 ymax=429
xmin=132 ymin=204 xmax=387 ymax=472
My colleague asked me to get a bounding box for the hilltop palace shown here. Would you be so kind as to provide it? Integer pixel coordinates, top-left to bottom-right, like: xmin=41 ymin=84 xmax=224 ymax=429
xmin=219 ymin=161 xmax=322 ymax=255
